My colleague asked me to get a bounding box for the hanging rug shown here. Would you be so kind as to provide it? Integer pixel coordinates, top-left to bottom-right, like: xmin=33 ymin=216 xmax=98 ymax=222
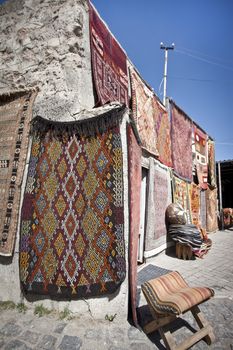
xmin=20 ymin=114 xmax=126 ymax=298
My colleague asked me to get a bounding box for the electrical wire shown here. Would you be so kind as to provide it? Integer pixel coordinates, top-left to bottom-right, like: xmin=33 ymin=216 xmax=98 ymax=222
xmin=168 ymin=75 xmax=233 ymax=84
xmin=158 ymin=77 xmax=164 ymax=95
xmin=175 ymin=48 xmax=233 ymax=72
xmin=215 ymin=142 xmax=233 ymax=146
xmin=177 ymin=46 xmax=233 ymax=67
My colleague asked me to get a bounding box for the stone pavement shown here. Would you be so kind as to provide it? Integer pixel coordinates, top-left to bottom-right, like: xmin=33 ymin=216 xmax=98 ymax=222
xmin=0 ymin=229 xmax=232 ymax=349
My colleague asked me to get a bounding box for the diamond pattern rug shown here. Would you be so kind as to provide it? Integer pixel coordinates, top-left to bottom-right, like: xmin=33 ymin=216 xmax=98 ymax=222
xmin=20 ymin=120 xmax=126 ymax=298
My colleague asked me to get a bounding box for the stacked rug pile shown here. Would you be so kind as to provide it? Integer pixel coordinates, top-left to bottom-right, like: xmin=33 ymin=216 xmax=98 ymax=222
xmin=166 ymin=203 xmax=212 ymax=258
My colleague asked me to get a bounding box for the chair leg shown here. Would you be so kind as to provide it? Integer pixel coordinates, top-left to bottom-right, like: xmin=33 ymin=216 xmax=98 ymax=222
xmin=159 ymin=326 xmax=177 ymax=350
xmin=191 ymin=305 xmax=215 ymax=345
xmin=143 ymin=314 xmax=176 ymax=334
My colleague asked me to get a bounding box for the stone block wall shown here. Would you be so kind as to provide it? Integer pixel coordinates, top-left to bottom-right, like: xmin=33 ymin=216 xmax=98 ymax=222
xmin=0 ymin=0 xmax=129 ymax=320
xmin=0 ymin=0 xmax=94 ymax=120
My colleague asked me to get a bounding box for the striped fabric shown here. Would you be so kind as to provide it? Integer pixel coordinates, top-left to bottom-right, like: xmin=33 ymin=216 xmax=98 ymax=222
xmin=142 ymin=271 xmax=214 ymax=315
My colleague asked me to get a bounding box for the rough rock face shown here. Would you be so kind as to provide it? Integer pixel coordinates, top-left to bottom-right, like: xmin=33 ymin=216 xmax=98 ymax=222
xmin=0 ymin=0 xmax=94 ymax=120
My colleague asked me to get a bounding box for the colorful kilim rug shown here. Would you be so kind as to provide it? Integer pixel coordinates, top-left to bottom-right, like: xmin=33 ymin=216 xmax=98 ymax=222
xmin=194 ymin=126 xmax=208 ymax=189
xmin=89 ymin=3 xmax=128 ymax=106
xmin=20 ymin=117 xmax=126 ymax=298
xmin=200 ymin=190 xmax=207 ymax=229
xmin=206 ymin=187 xmax=218 ymax=232
xmin=208 ymin=140 xmax=216 ymax=188
xmin=146 ymin=159 xmax=172 ymax=250
xmin=127 ymin=124 xmax=141 ymax=326
xmin=189 ymin=183 xmax=201 ymax=227
xmin=172 ymin=175 xmax=192 ymax=224
xmin=0 ymin=90 xmax=37 ymax=256
xmin=130 ymin=67 xmax=159 ymax=157
xmin=154 ymin=98 xmax=172 ymax=167
xmin=170 ymin=102 xmax=193 ymax=181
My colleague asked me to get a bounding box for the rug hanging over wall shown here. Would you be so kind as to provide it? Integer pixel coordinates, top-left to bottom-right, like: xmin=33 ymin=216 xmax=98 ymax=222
xmin=89 ymin=3 xmax=128 ymax=106
xmin=0 ymin=90 xmax=37 ymax=256
xmin=189 ymin=183 xmax=201 ymax=227
xmin=172 ymin=175 xmax=192 ymax=224
xmin=145 ymin=159 xmax=172 ymax=251
xmin=154 ymin=97 xmax=172 ymax=167
xmin=170 ymin=101 xmax=193 ymax=181
xmin=208 ymin=139 xmax=216 ymax=188
xmin=206 ymin=187 xmax=218 ymax=233
xmin=129 ymin=66 xmax=158 ymax=157
xmin=200 ymin=190 xmax=207 ymax=229
xmin=127 ymin=123 xmax=141 ymax=326
xmin=20 ymin=116 xmax=126 ymax=298
xmin=193 ymin=125 xmax=208 ymax=189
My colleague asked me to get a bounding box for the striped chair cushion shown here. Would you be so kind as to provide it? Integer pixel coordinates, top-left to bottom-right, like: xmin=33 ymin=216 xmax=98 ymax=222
xmin=141 ymin=271 xmax=214 ymax=315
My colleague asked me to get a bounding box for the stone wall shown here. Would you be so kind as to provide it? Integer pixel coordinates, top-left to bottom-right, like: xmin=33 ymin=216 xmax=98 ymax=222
xmin=0 ymin=0 xmax=129 ymax=320
xmin=0 ymin=0 xmax=94 ymax=120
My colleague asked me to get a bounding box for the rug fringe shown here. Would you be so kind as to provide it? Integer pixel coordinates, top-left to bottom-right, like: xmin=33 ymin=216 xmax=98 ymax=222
xmin=31 ymin=104 xmax=126 ymax=138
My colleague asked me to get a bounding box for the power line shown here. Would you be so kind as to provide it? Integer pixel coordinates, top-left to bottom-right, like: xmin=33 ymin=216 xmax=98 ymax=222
xmin=177 ymin=46 xmax=233 ymax=67
xmin=216 ymin=142 xmax=233 ymax=146
xmin=175 ymin=48 xmax=233 ymax=72
xmin=168 ymin=75 xmax=233 ymax=84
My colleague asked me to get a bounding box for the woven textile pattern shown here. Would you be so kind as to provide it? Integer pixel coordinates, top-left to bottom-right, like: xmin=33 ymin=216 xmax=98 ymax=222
xmin=206 ymin=187 xmax=218 ymax=232
xmin=153 ymin=165 xmax=172 ymax=239
xmin=154 ymin=99 xmax=172 ymax=167
xmin=172 ymin=175 xmax=192 ymax=224
xmin=0 ymin=91 xmax=36 ymax=256
xmin=89 ymin=4 xmax=128 ymax=106
xmin=142 ymin=271 xmax=214 ymax=316
xmin=189 ymin=183 xmax=200 ymax=227
xmin=127 ymin=124 xmax=141 ymax=325
xmin=208 ymin=140 xmax=216 ymax=188
xmin=130 ymin=67 xmax=159 ymax=157
xmin=20 ymin=127 xmax=126 ymax=297
xmin=194 ymin=126 xmax=208 ymax=189
xmin=200 ymin=190 xmax=207 ymax=229
xmin=170 ymin=103 xmax=193 ymax=181
xmin=145 ymin=159 xmax=172 ymax=250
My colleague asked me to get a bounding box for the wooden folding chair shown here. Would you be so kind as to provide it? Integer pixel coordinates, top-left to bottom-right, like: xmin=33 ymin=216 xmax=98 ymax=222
xmin=141 ymin=271 xmax=215 ymax=350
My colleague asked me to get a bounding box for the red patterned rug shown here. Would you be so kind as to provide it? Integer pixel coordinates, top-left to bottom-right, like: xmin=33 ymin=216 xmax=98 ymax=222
xmin=127 ymin=124 xmax=141 ymax=326
xmin=189 ymin=183 xmax=201 ymax=227
xmin=208 ymin=139 xmax=216 ymax=188
xmin=130 ymin=67 xmax=159 ymax=157
xmin=193 ymin=125 xmax=208 ymax=189
xmin=154 ymin=98 xmax=172 ymax=167
xmin=19 ymin=113 xmax=126 ymax=298
xmin=0 ymin=90 xmax=37 ymax=256
xmin=170 ymin=101 xmax=193 ymax=181
xmin=89 ymin=3 xmax=128 ymax=106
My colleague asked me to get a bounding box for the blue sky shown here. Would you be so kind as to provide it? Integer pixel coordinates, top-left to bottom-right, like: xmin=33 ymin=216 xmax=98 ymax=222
xmin=91 ymin=0 xmax=233 ymax=161
xmin=1 ymin=0 xmax=232 ymax=160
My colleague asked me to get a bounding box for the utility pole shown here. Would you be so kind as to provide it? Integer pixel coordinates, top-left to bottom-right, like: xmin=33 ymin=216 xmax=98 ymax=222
xmin=160 ymin=42 xmax=175 ymax=106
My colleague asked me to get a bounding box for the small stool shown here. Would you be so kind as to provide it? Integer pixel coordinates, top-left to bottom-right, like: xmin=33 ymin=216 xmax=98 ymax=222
xmin=176 ymin=242 xmax=193 ymax=260
xmin=141 ymin=271 xmax=215 ymax=350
